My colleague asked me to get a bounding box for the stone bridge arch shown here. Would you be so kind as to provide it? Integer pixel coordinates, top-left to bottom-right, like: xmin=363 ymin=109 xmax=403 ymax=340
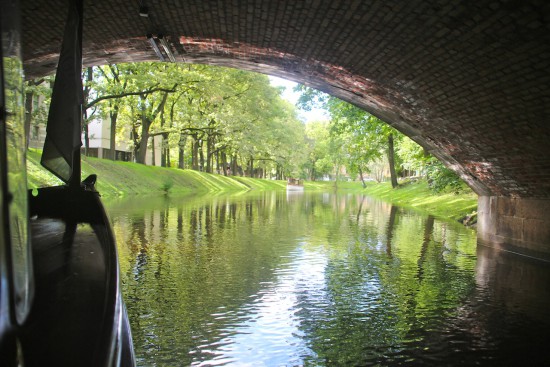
xmin=21 ymin=0 xmax=550 ymax=259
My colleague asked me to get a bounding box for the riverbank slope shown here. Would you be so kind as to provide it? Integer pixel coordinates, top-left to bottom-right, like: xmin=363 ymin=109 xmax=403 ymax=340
xmin=27 ymin=149 xmax=286 ymax=196
xmin=26 ymin=149 xmax=477 ymax=221
xmin=364 ymin=181 xmax=477 ymax=223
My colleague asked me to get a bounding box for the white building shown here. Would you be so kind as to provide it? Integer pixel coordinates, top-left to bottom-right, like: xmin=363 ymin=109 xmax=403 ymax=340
xmin=29 ymin=115 xmax=162 ymax=167
xmin=86 ymin=117 xmax=162 ymax=166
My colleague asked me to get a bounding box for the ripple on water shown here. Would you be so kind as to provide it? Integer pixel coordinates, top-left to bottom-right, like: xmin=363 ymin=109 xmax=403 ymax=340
xmin=113 ymin=193 xmax=550 ymax=366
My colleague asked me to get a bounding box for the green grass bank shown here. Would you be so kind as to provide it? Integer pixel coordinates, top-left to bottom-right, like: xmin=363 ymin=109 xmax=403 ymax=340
xmin=363 ymin=180 xmax=477 ymax=222
xmin=26 ymin=149 xmax=477 ymax=222
xmin=302 ymin=179 xmax=477 ymax=222
xmin=26 ymin=149 xmax=286 ymax=197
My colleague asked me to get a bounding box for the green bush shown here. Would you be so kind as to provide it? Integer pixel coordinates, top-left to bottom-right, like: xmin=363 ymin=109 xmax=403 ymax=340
xmin=161 ymin=179 xmax=174 ymax=193
xmin=425 ymin=160 xmax=465 ymax=194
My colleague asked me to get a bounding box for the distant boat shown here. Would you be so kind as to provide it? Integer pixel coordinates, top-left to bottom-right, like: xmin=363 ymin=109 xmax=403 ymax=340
xmin=287 ymin=178 xmax=304 ymax=191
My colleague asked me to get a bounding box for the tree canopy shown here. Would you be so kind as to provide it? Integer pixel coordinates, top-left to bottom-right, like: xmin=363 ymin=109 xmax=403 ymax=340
xmin=25 ymin=62 xmax=466 ymax=192
xmin=295 ymin=85 xmax=466 ymax=192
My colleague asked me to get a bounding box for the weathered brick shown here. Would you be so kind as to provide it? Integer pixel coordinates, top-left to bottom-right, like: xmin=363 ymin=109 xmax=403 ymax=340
xmin=20 ymin=0 xmax=550 ymax=199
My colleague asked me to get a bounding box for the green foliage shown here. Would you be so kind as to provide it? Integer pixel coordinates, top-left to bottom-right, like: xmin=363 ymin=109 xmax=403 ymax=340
xmin=161 ymin=179 xmax=174 ymax=193
xmin=302 ymin=121 xmax=324 ymax=178
xmin=27 ymin=147 xmax=475 ymax=221
xmin=28 ymin=63 xmax=471 ymax=194
xmin=296 ymin=86 xmax=403 ymax=183
xmin=397 ymin=137 xmax=428 ymax=173
xmin=295 ymin=85 xmax=471 ymax=194
xmin=82 ymin=63 xmax=307 ymax=177
xmin=425 ymin=160 xmax=466 ymax=194
xmin=25 ymin=76 xmax=54 ymax=128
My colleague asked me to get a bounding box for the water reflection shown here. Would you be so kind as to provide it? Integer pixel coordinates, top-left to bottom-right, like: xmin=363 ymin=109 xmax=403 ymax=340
xmin=104 ymin=192 xmax=550 ymax=366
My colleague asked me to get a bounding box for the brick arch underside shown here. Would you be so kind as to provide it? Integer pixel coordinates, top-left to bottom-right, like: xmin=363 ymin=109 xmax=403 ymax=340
xmin=21 ymin=0 xmax=550 ymax=200
xmin=40 ymin=36 xmax=547 ymax=199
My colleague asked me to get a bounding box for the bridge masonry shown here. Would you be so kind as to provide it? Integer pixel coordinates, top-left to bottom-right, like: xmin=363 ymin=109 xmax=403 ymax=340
xmin=20 ymin=0 xmax=550 ymax=260
xmin=478 ymin=197 xmax=550 ymax=261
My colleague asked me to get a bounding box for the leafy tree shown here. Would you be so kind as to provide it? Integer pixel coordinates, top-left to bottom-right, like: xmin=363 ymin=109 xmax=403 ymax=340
xmin=84 ymin=63 xmax=182 ymax=161
xmin=297 ymin=86 xmax=402 ymax=187
xmin=87 ymin=63 xmax=212 ymax=165
xmin=425 ymin=160 xmax=465 ymax=193
xmin=92 ymin=64 xmax=132 ymax=160
xmin=397 ymin=137 xmax=428 ymax=176
xmin=295 ymin=85 xmax=468 ymax=192
xmin=29 ymin=63 xmax=308 ymax=175
xmin=24 ymin=76 xmax=54 ymax=147
xmin=303 ymin=121 xmax=332 ymax=180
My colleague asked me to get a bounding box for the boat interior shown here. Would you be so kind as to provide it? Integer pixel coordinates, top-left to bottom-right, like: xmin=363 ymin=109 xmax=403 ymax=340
xmin=19 ymin=186 xmax=134 ymax=366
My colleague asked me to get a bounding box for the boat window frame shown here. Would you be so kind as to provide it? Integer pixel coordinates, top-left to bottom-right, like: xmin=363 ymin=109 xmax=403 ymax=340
xmin=0 ymin=2 xmax=34 ymax=326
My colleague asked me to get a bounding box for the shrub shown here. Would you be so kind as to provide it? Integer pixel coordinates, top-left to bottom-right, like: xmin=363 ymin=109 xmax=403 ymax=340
xmin=161 ymin=180 xmax=174 ymax=193
xmin=425 ymin=160 xmax=465 ymax=194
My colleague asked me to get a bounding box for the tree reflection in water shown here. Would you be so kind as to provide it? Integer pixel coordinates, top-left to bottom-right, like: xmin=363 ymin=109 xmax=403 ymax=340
xmin=103 ymin=192 xmax=550 ymax=366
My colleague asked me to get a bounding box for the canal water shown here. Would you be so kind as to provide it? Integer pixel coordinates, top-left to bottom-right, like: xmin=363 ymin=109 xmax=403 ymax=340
xmin=104 ymin=191 xmax=550 ymax=366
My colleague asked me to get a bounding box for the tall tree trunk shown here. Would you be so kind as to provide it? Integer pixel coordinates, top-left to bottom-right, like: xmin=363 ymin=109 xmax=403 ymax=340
xmin=178 ymin=133 xmax=186 ymax=169
xmin=248 ymin=156 xmax=254 ymax=177
xmin=135 ymin=106 xmax=150 ymax=165
xmin=388 ymin=133 xmax=398 ymax=188
xmin=211 ymin=137 xmax=216 ymax=173
xmin=160 ymin=134 xmax=166 ymax=167
xmin=231 ymin=154 xmax=238 ymax=176
xmin=160 ymin=107 xmax=167 ymax=167
xmin=24 ymin=91 xmax=33 ymax=148
xmin=135 ymin=92 xmax=169 ymax=165
xmin=198 ymin=140 xmax=204 ymax=171
xmin=333 ymin=164 xmax=340 ymax=190
xmin=191 ymin=135 xmax=199 ymax=170
xmin=358 ymin=166 xmax=366 ymax=188
xmin=82 ymin=125 xmax=90 ymax=156
xmin=221 ymin=151 xmax=228 ymax=176
xmin=310 ymin=162 xmax=316 ymax=181
xmin=160 ymin=133 xmax=167 ymax=167
xmin=164 ymin=133 xmax=171 ymax=167
xmin=210 ymin=137 xmax=215 ymax=173
xmin=206 ymin=136 xmax=213 ymax=173
xmin=178 ymin=146 xmax=184 ymax=169
xmin=109 ymin=105 xmax=118 ymax=160
xmin=136 ymin=125 xmax=150 ymax=164
xmin=131 ymin=119 xmax=139 ymax=162
xmin=151 ymin=136 xmax=156 ymax=166
xmin=82 ymin=67 xmax=93 ymax=156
